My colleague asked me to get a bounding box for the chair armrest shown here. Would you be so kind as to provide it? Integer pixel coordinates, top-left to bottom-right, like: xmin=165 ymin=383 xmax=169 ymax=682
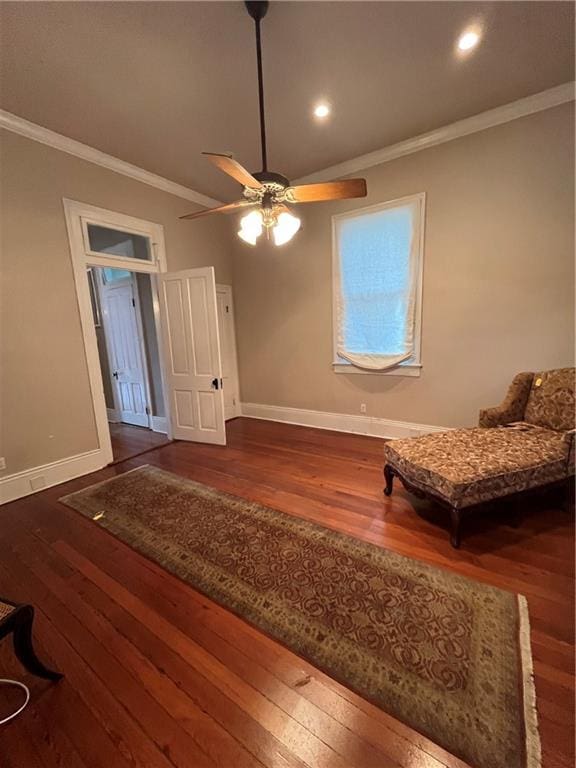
xmin=479 ymin=372 xmax=534 ymax=427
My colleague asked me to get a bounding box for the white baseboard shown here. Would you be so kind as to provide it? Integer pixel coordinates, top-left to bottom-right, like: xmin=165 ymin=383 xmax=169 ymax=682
xmin=225 ymin=403 xmax=242 ymax=421
xmin=240 ymin=402 xmax=449 ymax=439
xmin=151 ymin=416 xmax=168 ymax=434
xmin=0 ymin=448 xmax=108 ymax=505
xmin=107 ymin=407 xmax=120 ymax=423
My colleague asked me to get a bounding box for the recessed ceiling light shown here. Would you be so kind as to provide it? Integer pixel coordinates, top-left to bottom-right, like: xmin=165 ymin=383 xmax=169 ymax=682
xmin=313 ymin=103 xmax=330 ymax=119
xmin=457 ymin=29 xmax=481 ymax=52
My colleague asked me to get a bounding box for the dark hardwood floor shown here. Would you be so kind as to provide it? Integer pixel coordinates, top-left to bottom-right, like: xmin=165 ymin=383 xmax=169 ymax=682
xmin=0 ymin=418 xmax=573 ymax=768
xmin=109 ymin=422 xmax=171 ymax=463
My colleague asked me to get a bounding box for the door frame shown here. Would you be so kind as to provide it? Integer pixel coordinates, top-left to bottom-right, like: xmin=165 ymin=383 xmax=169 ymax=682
xmin=216 ymin=284 xmax=241 ymax=420
xmin=64 ymin=198 xmax=171 ymax=466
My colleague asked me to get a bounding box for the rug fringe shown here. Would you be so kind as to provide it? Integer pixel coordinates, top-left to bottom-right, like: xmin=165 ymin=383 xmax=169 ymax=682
xmin=518 ymin=595 xmax=542 ymax=768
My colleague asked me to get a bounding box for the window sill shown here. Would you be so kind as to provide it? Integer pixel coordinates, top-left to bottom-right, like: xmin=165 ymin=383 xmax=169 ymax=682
xmin=332 ymin=363 xmax=422 ymax=377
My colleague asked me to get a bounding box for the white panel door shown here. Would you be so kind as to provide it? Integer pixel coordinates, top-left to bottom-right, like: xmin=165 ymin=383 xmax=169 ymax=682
xmin=216 ymin=286 xmax=241 ymax=420
xmin=158 ymin=267 xmax=226 ymax=445
xmin=102 ymin=281 xmax=150 ymax=428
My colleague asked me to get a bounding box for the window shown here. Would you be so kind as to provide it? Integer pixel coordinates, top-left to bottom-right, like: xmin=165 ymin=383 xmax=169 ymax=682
xmin=84 ymin=223 xmax=152 ymax=261
xmin=332 ymin=193 xmax=425 ymax=375
xmin=101 ymin=267 xmax=132 ymax=284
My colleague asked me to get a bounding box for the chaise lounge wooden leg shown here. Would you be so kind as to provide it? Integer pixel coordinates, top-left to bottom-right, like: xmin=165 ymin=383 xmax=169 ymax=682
xmin=12 ymin=606 xmax=63 ymax=681
xmin=509 ymin=501 xmax=523 ymax=529
xmin=563 ymin=476 xmax=575 ymax=513
xmin=449 ymin=507 xmax=462 ymax=549
xmin=383 ymin=464 xmax=395 ymax=496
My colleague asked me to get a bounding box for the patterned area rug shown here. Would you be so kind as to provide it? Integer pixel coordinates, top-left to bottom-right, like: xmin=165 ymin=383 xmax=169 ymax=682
xmin=61 ymin=465 xmax=540 ymax=768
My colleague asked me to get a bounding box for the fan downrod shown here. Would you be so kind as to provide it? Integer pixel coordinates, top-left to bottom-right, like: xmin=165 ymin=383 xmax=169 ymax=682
xmin=178 ymin=1 xmax=368 ymax=223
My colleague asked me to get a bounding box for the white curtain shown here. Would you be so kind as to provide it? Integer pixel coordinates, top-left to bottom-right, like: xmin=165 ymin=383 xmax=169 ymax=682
xmin=335 ymin=198 xmax=420 ymax=371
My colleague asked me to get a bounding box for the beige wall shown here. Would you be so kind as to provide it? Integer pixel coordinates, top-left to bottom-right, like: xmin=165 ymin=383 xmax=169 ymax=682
xmin=0 ymin=130 xmax=232 ymax=475
xmin=232 ymin=103 xmax=575 ymax=428
xmin=1 ymin=103 xmax=574 ymax=479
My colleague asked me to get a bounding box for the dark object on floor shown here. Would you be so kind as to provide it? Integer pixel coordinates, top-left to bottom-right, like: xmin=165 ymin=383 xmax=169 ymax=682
xmin=384 ymin=367 xmax=575 ymax=547
xmin=0 ymin=598 xmax=63 ymax=680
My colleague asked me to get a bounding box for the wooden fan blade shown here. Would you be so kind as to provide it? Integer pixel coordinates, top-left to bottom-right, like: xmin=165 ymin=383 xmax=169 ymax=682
xmin=179 ymin=200 xmax=255 ymax=220
xmin=202 ymin=152 xmax=263 ymax=189
xmin=286 ymin=178 xmax=367 ymax=203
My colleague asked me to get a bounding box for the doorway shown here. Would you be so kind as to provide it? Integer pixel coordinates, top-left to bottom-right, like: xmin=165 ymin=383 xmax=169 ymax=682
xmin=65 ymin=199 xmax=240 ymax=471
xmin=87 ymin=265 xmax=171 ymax=462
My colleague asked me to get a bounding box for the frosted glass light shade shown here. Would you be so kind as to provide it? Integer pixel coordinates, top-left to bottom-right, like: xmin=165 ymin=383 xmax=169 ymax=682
xmin=238 ymin=210 xmax=263 ymax=245
xmin=272 ymin=212 xmax=301 ymax=246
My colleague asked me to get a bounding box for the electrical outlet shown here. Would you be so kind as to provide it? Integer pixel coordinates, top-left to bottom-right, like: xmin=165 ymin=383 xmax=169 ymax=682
xmin=0 ymin=457 xmax=5 ymax=470
xmin=30 ymin=476 xmax=47 ymax=492
xmin=360 ymin=403 xmax=367 ymax=414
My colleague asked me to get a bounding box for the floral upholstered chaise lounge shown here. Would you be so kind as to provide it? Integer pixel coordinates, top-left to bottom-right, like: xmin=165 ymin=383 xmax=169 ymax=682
xmin=383 ymin=368 xmax=575 ymax=547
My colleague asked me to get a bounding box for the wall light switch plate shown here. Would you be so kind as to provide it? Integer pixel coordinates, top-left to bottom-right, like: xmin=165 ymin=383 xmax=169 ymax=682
xmin=360 ymin=404 xmax=367 ymax=414
xmin=0 ymin=457 xmax=5 ymax=470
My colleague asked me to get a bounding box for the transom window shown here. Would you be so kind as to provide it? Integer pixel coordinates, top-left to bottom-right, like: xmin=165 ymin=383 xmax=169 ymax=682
xmin=85 ymin=223 xmax=152 ymax=261
xmin=332 ymin=193 xmax=425 ymax=375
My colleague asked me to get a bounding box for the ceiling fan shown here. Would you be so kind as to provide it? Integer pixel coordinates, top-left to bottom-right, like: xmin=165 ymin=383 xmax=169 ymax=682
xmin=180 ymin=0 xmax=368 ymax=246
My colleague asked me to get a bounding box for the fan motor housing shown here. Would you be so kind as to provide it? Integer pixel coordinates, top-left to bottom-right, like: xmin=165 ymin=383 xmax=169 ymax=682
xmin=253 ymin=170 xmax=290 ymax=188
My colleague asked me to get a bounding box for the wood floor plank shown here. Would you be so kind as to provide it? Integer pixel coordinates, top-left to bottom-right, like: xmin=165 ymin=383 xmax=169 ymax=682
xmin=109 ymin=422 xmax=170 ymax=463
xmin=1 ymin=514 xmax=306 ymax=768
xmin=14 ymin=704 xmax=88 ymax=768
xmin=1 ymin=500 xmax=468 ymax=768
xmin=0 ymin=418 xmax=573 ymax=768
xmin=2 ymin=722 xmax=57 ymax=768
xmin=1 ymin=539 xmax=263 ymax=768
xmin=52 ymin=542 xmax=391 ymax=768
xmin=39 ymin=516 xmax=468 ymax=768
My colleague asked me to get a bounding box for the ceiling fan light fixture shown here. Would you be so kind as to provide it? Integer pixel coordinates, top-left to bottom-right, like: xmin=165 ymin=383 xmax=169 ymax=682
xmin=238 ymin=209 xmax=264 ymax=245
xmin=181 ymin=2 xmax=367 ymax=236
xmin=273 ymin=211 xmax=301 ymax=246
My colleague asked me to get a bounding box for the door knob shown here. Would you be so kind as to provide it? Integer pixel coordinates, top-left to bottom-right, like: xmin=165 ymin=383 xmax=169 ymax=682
xmin=211 ymin=377 xmax=219 ymax=390
xmin=113 ymin=371 xmax=119 ymax=379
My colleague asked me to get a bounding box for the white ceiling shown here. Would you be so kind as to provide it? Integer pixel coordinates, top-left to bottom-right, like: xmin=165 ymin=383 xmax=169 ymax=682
xmin=0 ymin=1 xmax=573 ymax=201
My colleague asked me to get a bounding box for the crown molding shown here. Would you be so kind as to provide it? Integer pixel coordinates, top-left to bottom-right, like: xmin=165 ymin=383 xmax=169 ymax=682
xmin=2 ymin=81 xmax=573 ymax=204
xmin=295 ymin=81 xmax=575 ymax=184
xmin=0 ymin=109 xmax=222 ymax=208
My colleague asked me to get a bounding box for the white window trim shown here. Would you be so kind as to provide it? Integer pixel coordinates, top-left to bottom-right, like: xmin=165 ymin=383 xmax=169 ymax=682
xmin=81 ymin=214 xmax=157 ymax=267
xmin=331 ymin=192 xmax=425 ymax=377
xmin=68 ymin=201 xmax=165 ymax=273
